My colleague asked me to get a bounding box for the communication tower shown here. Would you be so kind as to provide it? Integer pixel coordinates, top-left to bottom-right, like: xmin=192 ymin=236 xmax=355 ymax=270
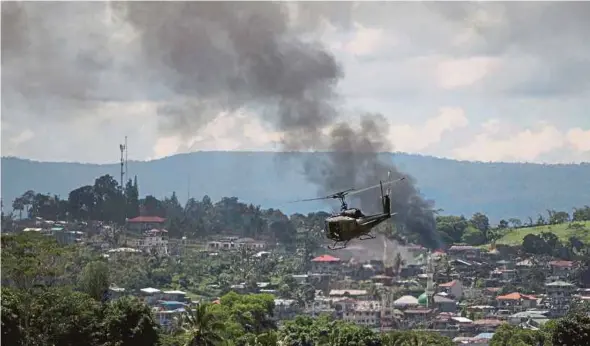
xmin=119 ymin=136 xmax=128 ymax=193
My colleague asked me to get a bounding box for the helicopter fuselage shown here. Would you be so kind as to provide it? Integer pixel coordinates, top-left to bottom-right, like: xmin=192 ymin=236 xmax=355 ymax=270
xmin=325 ymin=211 xmax=392 ymax=242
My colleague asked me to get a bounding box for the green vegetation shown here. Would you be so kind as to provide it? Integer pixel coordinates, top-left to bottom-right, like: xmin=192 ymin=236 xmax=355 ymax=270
xmin=1 ymin=232 xmax=460 ymax=346
xmin=495 ymin=221 xmax=590 ymax=245
xmin=3 ymin=182 xmax=590 ymax=345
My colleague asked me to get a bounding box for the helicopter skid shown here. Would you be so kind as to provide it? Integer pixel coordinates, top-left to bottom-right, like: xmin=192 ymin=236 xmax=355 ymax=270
xmin=359 ymin=233 xmax=376 ymax=240
xmin=328 ymin=240 xmax=349 ymax=250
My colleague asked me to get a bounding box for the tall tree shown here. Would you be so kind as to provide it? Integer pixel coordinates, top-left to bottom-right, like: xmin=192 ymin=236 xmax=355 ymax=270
xmin=125 ymin=177 xmax=140 ymax=219
xmin=78 ymin=260 xmax=110 ymax=302
xmin=181 ymin=303 xmax=225 ymax=346
xmin=101 ymin=296 xmax=160 ymax=346
xmin=470 ymin=212 xmax=490 ymax=241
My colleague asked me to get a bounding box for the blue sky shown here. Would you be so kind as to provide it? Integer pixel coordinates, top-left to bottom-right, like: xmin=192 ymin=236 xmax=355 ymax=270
xmin=2 ymin=2 xmax=589 ymax=164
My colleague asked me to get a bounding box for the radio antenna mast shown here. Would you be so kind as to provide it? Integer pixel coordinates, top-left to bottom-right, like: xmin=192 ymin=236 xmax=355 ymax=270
xmin=119 ymin=136 xmax=128 ymax=193
xmin=125 ymin=136 xmax=128 ymax=185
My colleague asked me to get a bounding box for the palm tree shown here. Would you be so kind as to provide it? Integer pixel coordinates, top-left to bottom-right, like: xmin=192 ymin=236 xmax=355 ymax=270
xmin=181 ymin=303 xmax=225 ymax=346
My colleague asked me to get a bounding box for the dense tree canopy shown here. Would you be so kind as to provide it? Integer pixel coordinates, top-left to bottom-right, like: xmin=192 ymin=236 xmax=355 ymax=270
xmin=5 ymin=174 xmax=590 ymax=252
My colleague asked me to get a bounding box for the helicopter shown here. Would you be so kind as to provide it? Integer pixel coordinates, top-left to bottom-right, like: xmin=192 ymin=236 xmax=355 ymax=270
xmin=293 ymin=174 xmax=406 ymax=250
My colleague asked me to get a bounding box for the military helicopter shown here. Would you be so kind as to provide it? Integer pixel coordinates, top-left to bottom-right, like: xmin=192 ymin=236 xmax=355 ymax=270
xmin=293 ymin=174 xmax=406 ymax=250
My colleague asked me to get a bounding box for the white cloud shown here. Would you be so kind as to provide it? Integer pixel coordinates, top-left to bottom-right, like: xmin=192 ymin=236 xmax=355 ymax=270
xmin=567 ymin=128 xmax=590 ymax=152
xmin=9 ymin=129 xmax=35 ymax=147
xmin=342 ymin=23 xmax=387 ymax=56
xmin=150 ymin=111 xmax=285 ymax=159
xmin=436 ymin=57 xmax=501 ymax=89
xmin=389 ymin=107 xmax=469 ymax=152
xmin=452 ymin=121 xmax=583 ymax=162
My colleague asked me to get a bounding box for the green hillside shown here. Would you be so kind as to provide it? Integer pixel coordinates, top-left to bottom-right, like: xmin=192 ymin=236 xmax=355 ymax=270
xmin=495 ymin=221 xmax=590 ymax=246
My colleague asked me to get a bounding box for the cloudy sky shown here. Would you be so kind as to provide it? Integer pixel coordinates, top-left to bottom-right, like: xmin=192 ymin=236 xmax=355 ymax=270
xmin=2 ymin=1 xmax=589 ymax=164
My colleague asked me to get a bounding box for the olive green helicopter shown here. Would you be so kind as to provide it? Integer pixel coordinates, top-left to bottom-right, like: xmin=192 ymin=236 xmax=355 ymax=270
xmin=292 ymin=173 xmax=405 ymax=250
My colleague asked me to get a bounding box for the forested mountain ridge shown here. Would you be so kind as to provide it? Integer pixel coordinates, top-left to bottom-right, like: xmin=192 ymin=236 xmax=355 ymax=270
xmin=2 ymin=152 xmax=589 ymax=222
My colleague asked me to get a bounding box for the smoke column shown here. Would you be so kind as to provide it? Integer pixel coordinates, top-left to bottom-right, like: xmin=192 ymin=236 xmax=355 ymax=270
xmin=2 ymin=2 xmax=441 ymax=248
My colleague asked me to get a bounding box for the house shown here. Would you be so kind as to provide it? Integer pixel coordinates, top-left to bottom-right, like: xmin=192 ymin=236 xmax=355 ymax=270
xmin=403 ymin=308 xmax=433 ymax=324
xmin=508 ymin=311 xmax=549 ymax=326
xmin=153 ymin=307 xmax=184 ymax=331
xmin=157 ymin=300 xmax=187 ymax=311
xmin=236 ymin=238 xmax=267 ymax=250
xmin=292 ymin=274 xmax=309 ymax=285
xmin=472 ymin=319 xmax=504 ymax=333
xmin=305 ymin=297 xmax=337 ymax=317
xmin=163 ymin=290 xmax=188 ymax=302
xmin=206 ymin=237 xmax=266 ymax=251
xmin=274 ymin=299 xmax=299 ymax=320
xmin=432 ymin=295 xmax=457 ymax=313
xmin=490 ymin=269 xmax=516 ymax=282
xmin=207 ymin=238 xmax=238 ymax=251
xmin=438 ymin=280 xmax=463 ymax=299
xmin=108 ymin=286 xmax=126 ymax=300
xmin=54 ymin=229 xmax=84 ymax=245
xmin=139 ymin=287 xmax=163 ymax=305
xmin=545 ymin=281 xmax=576 ymax=317
xmin=496 ymin=292 xmax=537 ymax=312
xmin=371 ymin=275 xmax=393 ymax=286
xmin=312 ymin=255 xmax=342 ymax=273
xmin=342 ymin=300 xmax=383 ymax=328
xmin=329 ymin=289 xmax=369 ymax=300
xmin=549 ymin=260 xmax=575 ymax=278
xmin=127 ymin=216 xmax=166 ymax=233
xmin=129 ymin=229 xmax=169 ymax=256
xmin=467 ymin=305 xmax=496 ymax=318
xmin=448 ymin=245 xmax=481 ymax=259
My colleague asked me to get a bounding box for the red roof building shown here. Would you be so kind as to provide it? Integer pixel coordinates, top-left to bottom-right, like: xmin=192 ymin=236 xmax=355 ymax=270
xmin=127 ymin=216 xmax=166 ymax=223
xmin=311 ymin=255 xmax=341 ymax=262
xmin=496 ymin=292 xmax=536 ymax=301
xmin=439 ymin=280 xmax=458 ymax=288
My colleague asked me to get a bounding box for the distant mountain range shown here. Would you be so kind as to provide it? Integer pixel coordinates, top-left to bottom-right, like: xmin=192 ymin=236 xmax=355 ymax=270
xmin=2 ymin=152 xmax=589 ymax=222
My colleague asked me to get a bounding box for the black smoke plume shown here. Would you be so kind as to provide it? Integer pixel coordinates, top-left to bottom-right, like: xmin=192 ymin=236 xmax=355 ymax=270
xmin=2 ymin=2 xmax=441 ymax=248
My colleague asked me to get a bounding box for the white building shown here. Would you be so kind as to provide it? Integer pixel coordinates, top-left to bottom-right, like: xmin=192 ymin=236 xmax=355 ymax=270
xmin=128 ymin=229 xmax=169 ymax=256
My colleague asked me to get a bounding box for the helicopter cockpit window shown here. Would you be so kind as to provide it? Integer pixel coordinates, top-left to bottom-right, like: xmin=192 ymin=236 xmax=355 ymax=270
xmin=327 ymin=221 xmax=341 ymax=241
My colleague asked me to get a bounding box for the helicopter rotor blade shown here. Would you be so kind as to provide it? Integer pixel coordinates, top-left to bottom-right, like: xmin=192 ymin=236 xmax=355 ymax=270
xmin=289 ymin=188 xmax=355 ymax=204
xmin=289 ymin=196 xmax=331 ymax=203
xmin=348 ymin=177 xmax=406 ymax=197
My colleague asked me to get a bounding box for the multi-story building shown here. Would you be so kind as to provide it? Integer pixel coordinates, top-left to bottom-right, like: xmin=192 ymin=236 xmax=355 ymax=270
xmin=127 ymin=229 xmax=169 ymax=256
xmin=342 ymin=300 xmax=384 ymax=328
xmin=545 ymin=280 xmax=576 ymax=318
